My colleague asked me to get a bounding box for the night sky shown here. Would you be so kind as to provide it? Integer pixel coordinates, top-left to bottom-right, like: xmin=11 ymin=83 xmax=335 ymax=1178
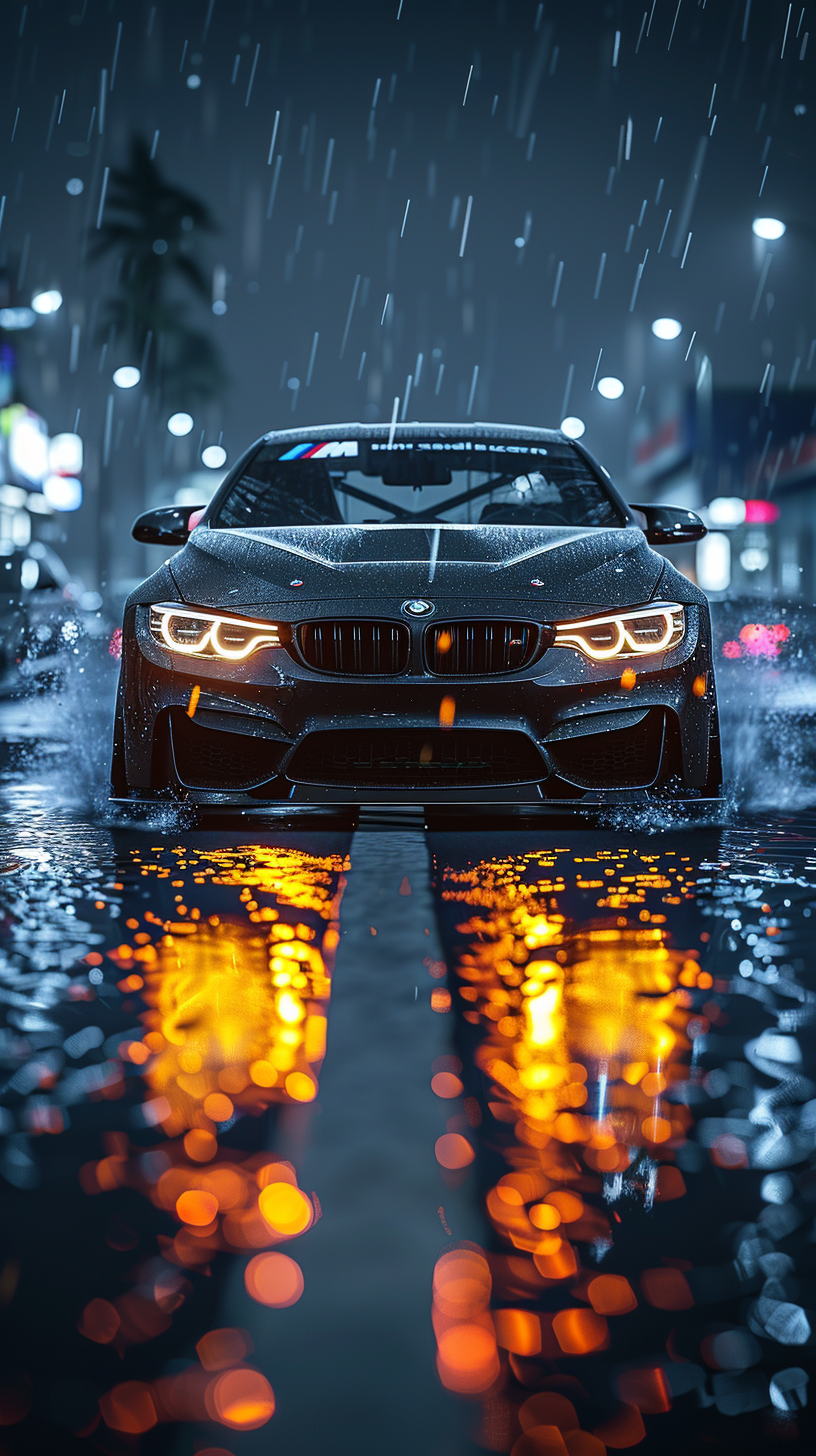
xmin=1 ymin=0 xmax=814 ymax=581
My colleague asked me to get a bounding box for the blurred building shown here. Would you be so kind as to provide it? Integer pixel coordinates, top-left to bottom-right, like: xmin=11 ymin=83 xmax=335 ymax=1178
xmin=629 ymin=384 xmax=816 ymax=599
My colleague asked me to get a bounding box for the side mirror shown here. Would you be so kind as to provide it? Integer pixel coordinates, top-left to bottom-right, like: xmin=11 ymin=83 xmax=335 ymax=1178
xmin=131 ymin=506 xmax=206 ymax=546
xmin=630 ymin=503 xmax=707 ymax=546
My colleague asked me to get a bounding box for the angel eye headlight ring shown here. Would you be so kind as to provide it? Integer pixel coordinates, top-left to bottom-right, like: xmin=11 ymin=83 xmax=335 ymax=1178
xmin=148 ymin=604 xmax=282 ymax=660
xmin=553 ymin=603 xmax=686 ymax=660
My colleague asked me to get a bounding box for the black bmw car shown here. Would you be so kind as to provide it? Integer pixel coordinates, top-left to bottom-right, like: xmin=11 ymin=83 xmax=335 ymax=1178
xmin=111 ymin=422 xmax=721 ymax=808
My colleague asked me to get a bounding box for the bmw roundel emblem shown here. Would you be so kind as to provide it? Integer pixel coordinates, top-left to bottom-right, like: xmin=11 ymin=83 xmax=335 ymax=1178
xmin=402 ymin=598 xmax=434 ymax=618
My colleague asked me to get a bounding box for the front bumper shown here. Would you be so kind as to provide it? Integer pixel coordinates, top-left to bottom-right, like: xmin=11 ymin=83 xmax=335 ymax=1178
xmin=112 ymin=598 xmax=719 ymax=805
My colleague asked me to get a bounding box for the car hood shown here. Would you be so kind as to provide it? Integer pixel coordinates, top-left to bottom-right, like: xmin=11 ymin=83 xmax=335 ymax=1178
xmin=169 ymin=523 xmax=664 ymax=611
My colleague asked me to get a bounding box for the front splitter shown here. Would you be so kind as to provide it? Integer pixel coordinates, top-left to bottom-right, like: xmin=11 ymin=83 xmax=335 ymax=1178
xmin=110 ymin=783 xmax=723 ymax=820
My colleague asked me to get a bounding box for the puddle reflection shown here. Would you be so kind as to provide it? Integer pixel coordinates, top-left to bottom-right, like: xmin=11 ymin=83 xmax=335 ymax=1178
xmin=430 ymin=836 xmax=816 ymax=1453
xmin=0 ymin=837 xmax=347 ymax=1447
xmin=2 ymin=819 xmax=816 ymax=1453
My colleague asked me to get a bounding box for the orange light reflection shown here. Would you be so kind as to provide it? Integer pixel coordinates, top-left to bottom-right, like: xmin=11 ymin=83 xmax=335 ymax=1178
xmin=432 ymin=845 xmax=698 ymax=1445
xmin=83 ymin=843 xmax=347 ymax=1439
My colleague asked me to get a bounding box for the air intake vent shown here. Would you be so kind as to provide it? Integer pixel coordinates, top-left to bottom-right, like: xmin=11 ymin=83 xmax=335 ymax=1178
xmin=287 ymin=729 xmax=546 ymax=787
xmin=169 ymin=711 xmax=285 ymax=790
xmin=547 ymin=708 xmax=666 ymax=789
xmin=425 ymin=621 xmax=541 ymax=675
xmin=298 ymin=620 xmax=410 ymax=675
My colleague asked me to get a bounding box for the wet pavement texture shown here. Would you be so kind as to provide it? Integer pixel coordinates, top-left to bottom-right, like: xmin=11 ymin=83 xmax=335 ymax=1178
xmin=3 ymin=643 xmax=816 ymax=1453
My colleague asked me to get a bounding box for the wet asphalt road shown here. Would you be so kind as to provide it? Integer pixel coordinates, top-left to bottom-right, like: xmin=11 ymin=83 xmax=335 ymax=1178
xmin=3 ymin=645 xmax=816 ymax=1454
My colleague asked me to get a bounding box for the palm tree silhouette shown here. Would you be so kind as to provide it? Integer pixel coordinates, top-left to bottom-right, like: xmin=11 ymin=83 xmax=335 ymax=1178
xmin=90 ymin=135 xmax=226 ymax=410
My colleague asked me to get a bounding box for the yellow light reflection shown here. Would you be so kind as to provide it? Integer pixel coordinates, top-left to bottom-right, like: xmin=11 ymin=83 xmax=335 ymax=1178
xmin=140 ymin=919 xmax=328 ymax=1136
xmin=432 ymin=846 xmax=698 ymax=1431
xmin=80 ymin=841 xmax=347 ymax=1433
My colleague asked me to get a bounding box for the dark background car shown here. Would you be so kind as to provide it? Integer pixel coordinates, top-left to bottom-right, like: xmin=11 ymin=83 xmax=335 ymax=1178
xmin=0 ymin=543 xmax=106 ymax=697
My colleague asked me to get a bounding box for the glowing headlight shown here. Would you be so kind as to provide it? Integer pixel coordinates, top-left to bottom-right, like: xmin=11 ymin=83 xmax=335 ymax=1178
xmin=149 ymin=604 xmax=282 ymax=660
xmin=554 ymin=603 xmax=686 ymax=660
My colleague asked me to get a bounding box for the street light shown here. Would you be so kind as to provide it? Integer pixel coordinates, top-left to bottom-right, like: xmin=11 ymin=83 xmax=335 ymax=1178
xmin=752 ymin=217 xmax=786 ymax=240
xmin=651 ymin=317 xmax=682 ymax=340
xmin=560 ymin=417 xmax=585 ymax=439
xmin=167 ymin=412 xmax=194 ymax=436
xmin=31 ymin=289 xmax=63 ymax=315
xmin=49 ymin=433 xmax=84 ymax=474
xmin=597 ymin=376 xmax=624 ymax=399
xmin=113 ymin=366 xmax=141 ymax=389
xmin=202 ymin=444 xmax=227 ymax=468
xmin=0 ymin=307 xmax=35 ymax=330
xmin=43 ymin=475 xmax=83 ymax=511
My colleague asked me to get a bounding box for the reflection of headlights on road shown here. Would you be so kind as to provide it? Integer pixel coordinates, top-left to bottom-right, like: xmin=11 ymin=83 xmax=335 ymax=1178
xmin=149 ymin=604 xmax=282 ymax=660
xmin=554 ymin=604 xmax=686 ymax=661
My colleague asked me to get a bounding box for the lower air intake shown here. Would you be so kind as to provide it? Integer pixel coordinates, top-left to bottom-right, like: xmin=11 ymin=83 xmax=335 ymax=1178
xmin=287 ymin=729 xmax=546 ymax=788
xmin=547 ymin=708 xmax=666 ymax=789
xmin=169 ymin=711 xmax=284 ymax=790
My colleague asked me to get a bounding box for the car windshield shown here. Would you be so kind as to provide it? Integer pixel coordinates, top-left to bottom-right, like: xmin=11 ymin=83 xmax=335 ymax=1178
xmin=209 ymin=436 xmax=623 ymax=530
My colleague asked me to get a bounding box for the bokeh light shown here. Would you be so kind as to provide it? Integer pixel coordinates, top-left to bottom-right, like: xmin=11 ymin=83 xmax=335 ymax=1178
xmin=587 ymin=1274 xmax=637 ymax=1315
xmin=752 ymin=216 xmax=785 ymax=239
xmin=434 ymin=1132 xmax=475 ymax=1169
xmin=596 ymin=376 xmax=624 ymax=399
xmin=184 ymin=1128 xmax=218 ymax=1162
xmin=206 ymin=1369 xmax=275 ymax=1429
xmin=258 ymin=1182 xmax=313 ymax=1235
xmin=176 ymin=1190 xmax=219 ymax=1226
xmin=99 ymin=1382 xmax=158 ymax=1434
xmin=552 ymin=1307 xmax=609 ymax=1355
xmin=196 ymin=1328 xmax=253 ymax=1371
xmin=651 ymin=317 xmax=682 ymax=339
xmin=79 ymin=1298 xmax=120 ymax=1344
xmin=436 ymin=1322 xmax=500 ymax=1394
xmin=433 ymin=1248 xmax=491 ymax=1318
xmin=244 ymin=1252 xmax=304 ymax=1307
xmin=284 ymin=1070 xmax=317 ymax=1101
xmin=31 ymin=288 xmax=62 ymax=314
xmin=519 ymin=1392 xmax=579 ymax=1432
xmin=113 ymin=365 xmax=141 ymax=388
xmin=431 ymin=1071 xmax=464 ymax=1098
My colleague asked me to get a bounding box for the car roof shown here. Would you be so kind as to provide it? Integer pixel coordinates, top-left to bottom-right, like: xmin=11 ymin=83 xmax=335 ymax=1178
xmin=261 ymin=420 xmax=566 ymax=446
